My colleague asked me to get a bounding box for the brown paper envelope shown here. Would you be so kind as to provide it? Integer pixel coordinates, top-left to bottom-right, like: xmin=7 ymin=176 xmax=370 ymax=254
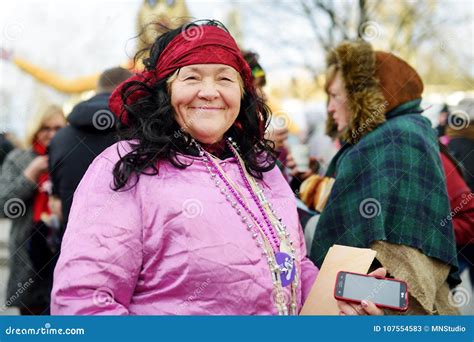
xmin=300 ymin=244 xmax=377 ymax=315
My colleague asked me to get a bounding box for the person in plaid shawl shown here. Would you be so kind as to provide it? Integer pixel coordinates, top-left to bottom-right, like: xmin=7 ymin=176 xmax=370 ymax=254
xmin=310 ymin=41 xmax=461 ymax=315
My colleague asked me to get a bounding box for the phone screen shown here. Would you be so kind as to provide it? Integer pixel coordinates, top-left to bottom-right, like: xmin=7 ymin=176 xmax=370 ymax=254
xmin=337 ymin=272 xmax=406 ymax=309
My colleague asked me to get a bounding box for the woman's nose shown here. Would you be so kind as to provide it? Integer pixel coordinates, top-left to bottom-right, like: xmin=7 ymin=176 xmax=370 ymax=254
xmin=327 ymin=99 xmax=335 ymax=114
xmin=197 ymin=81 xmax=219 ymax=100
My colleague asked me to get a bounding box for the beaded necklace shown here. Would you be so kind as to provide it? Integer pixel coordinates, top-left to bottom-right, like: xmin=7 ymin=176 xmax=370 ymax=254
xmin=193 ymin=137 xmax=299 ymax=315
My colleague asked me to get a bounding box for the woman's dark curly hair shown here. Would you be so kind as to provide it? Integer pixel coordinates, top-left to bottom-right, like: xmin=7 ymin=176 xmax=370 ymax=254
xmin=113 ymin=19 xmax=277 ymax=190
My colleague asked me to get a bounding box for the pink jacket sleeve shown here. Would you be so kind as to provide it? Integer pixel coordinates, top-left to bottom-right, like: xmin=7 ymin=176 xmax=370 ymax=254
xmin=51 ymin=155 xmax=143 ymax=315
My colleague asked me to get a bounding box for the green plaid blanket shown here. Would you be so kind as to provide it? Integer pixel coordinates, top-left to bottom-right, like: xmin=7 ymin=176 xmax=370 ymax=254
xmin=310 ymin=100 xmax=460 ymax=285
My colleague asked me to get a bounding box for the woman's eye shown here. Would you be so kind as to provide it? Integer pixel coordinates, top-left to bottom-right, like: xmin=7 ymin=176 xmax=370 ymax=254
xmin=183 ymin=76 xmax=198 ymax=81
xmin=219 ymin=77 xmax=233 ymax=82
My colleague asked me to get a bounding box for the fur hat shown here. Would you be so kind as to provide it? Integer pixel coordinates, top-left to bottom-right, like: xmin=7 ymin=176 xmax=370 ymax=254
xmin=325 ymin=41 xmax=423 ymax=144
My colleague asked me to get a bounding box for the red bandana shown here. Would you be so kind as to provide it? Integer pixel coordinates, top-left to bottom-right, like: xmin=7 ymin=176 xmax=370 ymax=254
xmin=109 ymin=25 xmax=253 ymax=125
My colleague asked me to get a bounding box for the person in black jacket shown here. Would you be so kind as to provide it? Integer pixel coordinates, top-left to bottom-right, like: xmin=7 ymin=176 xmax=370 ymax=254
xmin=445 ymin=98 xmax=474 ymax=191
xmin=48 ymin=67 xmax=132 ymax=228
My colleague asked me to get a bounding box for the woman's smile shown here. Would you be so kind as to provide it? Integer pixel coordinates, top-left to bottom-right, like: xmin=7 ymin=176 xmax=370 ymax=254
xmin=189 ymin=106 xmax=226 ymax=111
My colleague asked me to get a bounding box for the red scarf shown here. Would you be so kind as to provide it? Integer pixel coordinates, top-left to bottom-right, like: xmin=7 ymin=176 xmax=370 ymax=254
xmin=32 ymin=141 xmax=50 ymax=223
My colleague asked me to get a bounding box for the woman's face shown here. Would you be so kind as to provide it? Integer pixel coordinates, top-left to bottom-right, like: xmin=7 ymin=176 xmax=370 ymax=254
xmin=36 ymin=113 xmax=66 ymax=148
xmin=170 ymin=64 xmax=242 ymax=144
xmin=327 ymin=72 xmax=351 ymax=132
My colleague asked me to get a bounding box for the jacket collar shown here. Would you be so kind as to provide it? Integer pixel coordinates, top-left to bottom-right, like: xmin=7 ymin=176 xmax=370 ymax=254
xmin=385 ymin=99 xmax=423 ymax=121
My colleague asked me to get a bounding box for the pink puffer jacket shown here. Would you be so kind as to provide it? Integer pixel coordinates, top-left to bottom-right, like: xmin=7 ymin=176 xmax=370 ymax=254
xmin=51 ymin=141 xmax=319 ymax=315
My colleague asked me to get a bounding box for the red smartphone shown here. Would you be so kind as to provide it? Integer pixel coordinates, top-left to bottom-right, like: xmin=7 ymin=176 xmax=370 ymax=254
xmin=334 ymin=271 xmax=409 ymax=312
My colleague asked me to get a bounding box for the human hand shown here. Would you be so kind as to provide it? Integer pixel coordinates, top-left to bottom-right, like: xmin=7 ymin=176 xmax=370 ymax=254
xmin=287 ymin=152 xmax=318 ymax=180
xmin=336 ymin=268 xmax=386 ymax=316
xmin=48 ymin=196 xmax=63 ymax=222
xmin=23 ymin=156 xmax=49 ymax=182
